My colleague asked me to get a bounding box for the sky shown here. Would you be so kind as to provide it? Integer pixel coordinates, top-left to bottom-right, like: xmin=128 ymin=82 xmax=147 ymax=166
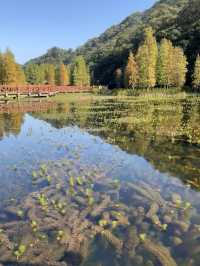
xmin=0 ymin=0 xmax=157 ymax=64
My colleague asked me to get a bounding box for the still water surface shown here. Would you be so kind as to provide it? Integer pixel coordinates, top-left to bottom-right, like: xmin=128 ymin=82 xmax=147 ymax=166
xmin=0 ymin=94 xmax=200 ymax=266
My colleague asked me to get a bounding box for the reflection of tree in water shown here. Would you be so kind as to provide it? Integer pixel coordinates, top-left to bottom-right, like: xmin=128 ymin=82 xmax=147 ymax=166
xmin=0 ymin=113 xmax=24 ymax=139
xmin=34 ymin=98 xmax=92 ymax=129
xmin=33 ymin=96 xmax=200 ymax=189
xmin=181 ymin=99 xmax=193 ymax=130
xmin=0 ymin=100 xmax=57 ymax=140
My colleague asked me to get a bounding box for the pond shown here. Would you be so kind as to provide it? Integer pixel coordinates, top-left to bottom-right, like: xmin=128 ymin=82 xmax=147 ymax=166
xmin=0 ymin=92 xmax=200 ymax=266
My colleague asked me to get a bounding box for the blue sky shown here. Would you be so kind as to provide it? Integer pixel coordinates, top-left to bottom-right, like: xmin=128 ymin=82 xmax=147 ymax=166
xmin=0 ymin=0 xmax=156 ymax=64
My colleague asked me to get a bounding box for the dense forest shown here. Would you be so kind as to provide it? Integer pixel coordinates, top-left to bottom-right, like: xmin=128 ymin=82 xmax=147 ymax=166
xmin=25 ymin=0 xmax=200 ymax=87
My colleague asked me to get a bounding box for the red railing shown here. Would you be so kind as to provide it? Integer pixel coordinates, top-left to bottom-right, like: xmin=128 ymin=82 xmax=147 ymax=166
xmin=0 ymin=85 xmax=92 ymax=95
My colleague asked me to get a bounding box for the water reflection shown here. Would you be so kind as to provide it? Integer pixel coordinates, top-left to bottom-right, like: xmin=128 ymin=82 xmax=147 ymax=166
xmin=0 ymin=95 xmax=200 ymax=265
xmin=0 ymin=96 xmax=200 ymax=189
xmin=32 ymin=95 xmax=200 ymax=187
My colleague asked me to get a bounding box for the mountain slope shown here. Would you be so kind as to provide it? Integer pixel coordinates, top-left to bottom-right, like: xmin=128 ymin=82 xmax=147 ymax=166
xmin=77 ymin=0 xmax=190 ymax=86
xmin=26 ymin=47 xmax=76 ymax=66
xmin=26 ymin=0 xmax=200 ymax=86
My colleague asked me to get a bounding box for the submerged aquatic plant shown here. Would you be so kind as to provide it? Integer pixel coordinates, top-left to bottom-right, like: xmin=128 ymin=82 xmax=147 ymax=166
xmin=13 ymin=244 xmax=26 ymax=260
xmin=38 ymin=193 xmax=48 ymax=208
xmin=0 ymin=154 xmax=199 ymax=266
xmin=17 ymin=209 xmax=24 ymax=218
xmin=56 ymin=230 xmax=64 ymax=241
xmin=31 ymin=220 xmax=38 ymax=232
xmin=142 ymin=239 xmax=177 ymax=266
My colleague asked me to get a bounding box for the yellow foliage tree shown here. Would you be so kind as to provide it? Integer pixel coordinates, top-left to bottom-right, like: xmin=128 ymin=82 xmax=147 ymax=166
xmin=171 ymin=47 xmax=187 ymax=87
xmin=0 ymin=49 xmax=26 ymax=85
xmin=124 ymin=52 xmax=138 ymax=88
xmin=137 ymin=27 xmax=158 ymax=88
xmin=2 ymin=49 xmax=17 ymax=84
xmin=16 ymin=64 xmax=26 ymax=84
xmin=157 ymin=39 xmax=174 ymax=87
xmin=57 ymin=63 xmax=69 ymax=85
xmin=45 ymin=64 xmax=55 ymax=85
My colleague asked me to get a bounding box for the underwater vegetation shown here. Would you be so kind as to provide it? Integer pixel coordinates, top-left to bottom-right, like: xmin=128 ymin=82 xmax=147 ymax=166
xmin=0 ymin=94 xmax=200 ymax=265
xmin=30 ymin=94 xmax=200 ymax=190
xmin=0 ymin=158 xmax=200 ymax=266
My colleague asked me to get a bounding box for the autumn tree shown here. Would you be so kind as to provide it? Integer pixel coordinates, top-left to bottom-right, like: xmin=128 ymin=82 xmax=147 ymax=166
xmin=0 ymin=49 xmax=25 ymax=85
xmin=136 ymin=27 xmax=158 ymax=88
xmin=0 ymin=53 xmax=5 ymax=84
xmin=136 ymin=44 xmax=149 ymax=88
xmin=124 ymin=52 xmax=138 ymax=88
xmin=157 ymin=39 xmax=174 ymax=87
xmin=193 ymin=54 xmax=200 ymax=89
xmin=56 ymin=63 xmax=69 ymax=85
xmin=45 ymin=64 xmax=55 ymax=85
xmin=2 ymin=49 xmax=18 ymax=84
xmin=16 ymin=64 xmax=26 ymax=84
xmin=38 ymin=64 xmax=46 ymax=84
xmin=72 ymin=56 xmax=90 ymax=86
xmin=144 ymin=27 xmax=158 ymax=87
xmin=171 ymin=47 xmax=187 ymax=87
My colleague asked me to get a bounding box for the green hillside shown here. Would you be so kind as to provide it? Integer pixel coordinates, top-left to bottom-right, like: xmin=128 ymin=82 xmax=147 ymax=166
xmin=25 ymin=0 xmax=200 ymax=86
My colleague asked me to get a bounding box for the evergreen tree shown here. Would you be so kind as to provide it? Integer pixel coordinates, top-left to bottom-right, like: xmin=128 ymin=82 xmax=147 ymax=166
xmin=172 ymin=47 xmax=187 ymax=87
xmin=136 ymin=27 xmax=158 ymax=88
xmin=193 ymin=54 xmax=200 ymax=89
xmin=124 ymin=52 xmax=138 ymax=88
xmin=72 ymin=56 xmax=90 ymax=86
xmin=45 ymin=64 xmax=55 ymax=85
xmin=56 ymin=63 xmax=69 ymax=85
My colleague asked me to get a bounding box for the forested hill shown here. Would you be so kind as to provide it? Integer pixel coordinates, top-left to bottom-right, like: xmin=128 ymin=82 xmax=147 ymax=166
xmin=26 ymin=47 xmax=75 ymax=66
xmin=25 ymin=0 xmax=200 ymax=86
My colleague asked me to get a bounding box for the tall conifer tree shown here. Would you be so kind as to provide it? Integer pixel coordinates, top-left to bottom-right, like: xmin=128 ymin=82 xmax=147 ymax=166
xmin=25 ymin=64 xmax=41 ymax=84
xmin=144 ymin=27 xmax=158 ymax=88
xmin=38 ymin=64 xmax=46 ymax=84
xmin=157 ymin=39 xmax=174 ymax=87
xmin=136 ymin=44 xmax=149 ymax=88
xmin=72 ymin=56 xmax=90 ymax=86
xmin=57 ymin=63 xmax=69 ymax=85
xmin=172 ymin=47 xmax=187 ymax=87
xmin=124 ymin=52 xmax=138 ymax=88
xmin=3 ymin=49 xmax=17 ymax=84
xmin=0 ymin=53 xmax=5 ymax=84
xmin=16 ymin=64 xmax=26 ymax=84
xmin=45 ymin=64 xmax=55 ymax=85
xmin=136 ymin=27 xmax=158 ymax=88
